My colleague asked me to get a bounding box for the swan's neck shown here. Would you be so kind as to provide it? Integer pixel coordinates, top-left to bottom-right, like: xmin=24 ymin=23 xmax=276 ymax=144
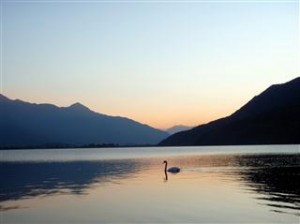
xmin=164 ymin=162 xmax=167 ymax=172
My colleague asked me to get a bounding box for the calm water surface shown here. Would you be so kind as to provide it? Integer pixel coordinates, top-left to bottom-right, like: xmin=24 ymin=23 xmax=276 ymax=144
xmin=0 ymin=145 xmax=299 ymax=223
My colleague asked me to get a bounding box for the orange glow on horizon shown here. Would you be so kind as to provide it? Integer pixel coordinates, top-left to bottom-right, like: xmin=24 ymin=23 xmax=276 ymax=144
xmin=3 ymin=91 xmax=245 ymax=130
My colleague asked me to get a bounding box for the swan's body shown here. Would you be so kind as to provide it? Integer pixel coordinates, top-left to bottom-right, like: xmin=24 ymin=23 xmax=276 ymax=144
xmin=163 ymin=160 xmax=180 ymax=173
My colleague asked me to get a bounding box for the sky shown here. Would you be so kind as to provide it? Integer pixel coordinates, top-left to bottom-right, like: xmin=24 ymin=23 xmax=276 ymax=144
xmin=1 ymin=0 xmax=299 ymax=129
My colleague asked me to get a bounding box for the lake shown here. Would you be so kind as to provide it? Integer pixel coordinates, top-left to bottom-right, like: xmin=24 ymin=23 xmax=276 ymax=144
xmin=0 ymin=145 xmax=299 ymax=223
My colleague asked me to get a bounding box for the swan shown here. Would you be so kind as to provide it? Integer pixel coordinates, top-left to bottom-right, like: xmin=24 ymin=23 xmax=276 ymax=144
xmin=163 ymin=160 xmax=180 ymax=173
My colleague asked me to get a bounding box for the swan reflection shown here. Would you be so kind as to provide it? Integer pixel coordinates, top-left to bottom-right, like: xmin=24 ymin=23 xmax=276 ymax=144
xmin=164 ymin=170 xmax=168 ymax=181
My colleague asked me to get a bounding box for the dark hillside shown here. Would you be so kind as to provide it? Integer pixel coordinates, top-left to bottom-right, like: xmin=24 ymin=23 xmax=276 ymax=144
xmin=160 ymin=77 xmax=300 ymax=146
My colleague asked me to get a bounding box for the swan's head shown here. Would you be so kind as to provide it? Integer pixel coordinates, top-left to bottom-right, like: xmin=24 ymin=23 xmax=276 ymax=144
xmin=163 ymin=160 xmax=167 ymax=164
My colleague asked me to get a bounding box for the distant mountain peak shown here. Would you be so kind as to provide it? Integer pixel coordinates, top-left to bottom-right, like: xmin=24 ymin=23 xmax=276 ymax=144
xmin=68 ymin=102 xmax=91 ymax=112
xmin=166 ymin=125 xmax=192 ymax=135
xmin=0 ymin=94 xmax=10 ymax=101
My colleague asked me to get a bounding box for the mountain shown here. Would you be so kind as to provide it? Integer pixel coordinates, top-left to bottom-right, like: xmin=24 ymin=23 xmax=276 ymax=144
xmin=165 ymin=125 xmax=192 ymax=135
xmin=159 ymin=77 xmax=300 ymax=146
xmin=0 ymin=95 xmax=169 ymax=148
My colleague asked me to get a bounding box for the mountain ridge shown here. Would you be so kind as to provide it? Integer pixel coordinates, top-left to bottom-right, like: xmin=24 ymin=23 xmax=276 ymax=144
xmin=0 ymin=95 xmax=169 ymax=148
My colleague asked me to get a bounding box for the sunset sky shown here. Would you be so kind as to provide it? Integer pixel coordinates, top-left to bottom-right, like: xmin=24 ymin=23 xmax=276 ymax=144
xmin=1 ymin=0 xmax=299 ymax=129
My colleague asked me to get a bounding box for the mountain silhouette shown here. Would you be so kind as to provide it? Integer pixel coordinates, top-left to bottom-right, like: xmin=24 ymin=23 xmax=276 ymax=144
xmin=160 ymin=77 xmax=300 ymax=146
xmin=0 ymin=96 xmax=168 ymax=148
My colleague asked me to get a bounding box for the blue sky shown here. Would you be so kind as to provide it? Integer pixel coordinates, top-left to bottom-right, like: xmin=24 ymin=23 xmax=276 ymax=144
xmin=1 ymin=0 xmax=299 ymax=129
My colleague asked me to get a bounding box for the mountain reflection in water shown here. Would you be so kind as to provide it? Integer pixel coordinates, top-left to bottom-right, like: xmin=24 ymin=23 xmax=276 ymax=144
xmin=0 ymin=160 xmax=141 ymax=202
xmin=235 ymin=154 xmax=300 ymax=215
